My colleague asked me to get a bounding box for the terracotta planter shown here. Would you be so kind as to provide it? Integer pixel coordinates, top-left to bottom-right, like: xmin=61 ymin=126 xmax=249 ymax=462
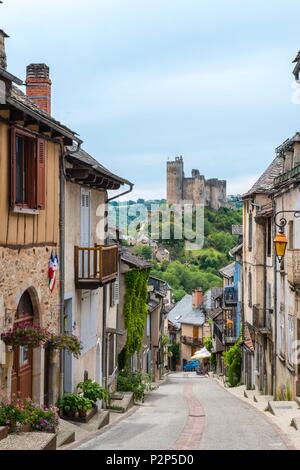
xmin=20 ymin=423 xmax=31 ymax=433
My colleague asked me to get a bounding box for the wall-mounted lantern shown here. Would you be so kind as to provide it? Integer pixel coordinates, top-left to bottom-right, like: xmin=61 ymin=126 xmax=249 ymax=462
xmin=274 ymin=210 xmax=300 ymax=261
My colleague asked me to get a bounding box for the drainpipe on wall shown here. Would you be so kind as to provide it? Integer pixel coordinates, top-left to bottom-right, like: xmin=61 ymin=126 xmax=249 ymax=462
xmin=59 ymin=141 xmax=81 ymax=398
xmin=263 ymin=223 xmax=267 ymax=394
xmin=272 ymin=197 xmax=277 ymax=399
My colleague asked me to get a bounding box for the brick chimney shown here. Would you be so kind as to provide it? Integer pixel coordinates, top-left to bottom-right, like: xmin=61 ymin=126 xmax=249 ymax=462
xmin=192 ymin=288 xmax=204 ymax=309
xmin=26 ymin=64 xmax=52 ymax=114
xmin=0 ymin=29 xmax=8 ymax=69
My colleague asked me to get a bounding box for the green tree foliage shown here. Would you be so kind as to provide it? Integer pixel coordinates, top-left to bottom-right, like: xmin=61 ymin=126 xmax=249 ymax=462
xmin=122 ymin=269 xmax=150 ymax=364
xmin=151 ymin=260 xmax=222 ymax=301
xmin=222 ymin=339 xmax=242 ymax=387
xmin=132 ymin=243 xmax=152 ymax=260
xmin=206 ymin=231 xmax=237 ymax=254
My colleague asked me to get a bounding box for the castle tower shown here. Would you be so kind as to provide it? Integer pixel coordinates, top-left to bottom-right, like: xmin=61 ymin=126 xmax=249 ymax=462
xmin=167 ymin=156 xmax=184 ymax=204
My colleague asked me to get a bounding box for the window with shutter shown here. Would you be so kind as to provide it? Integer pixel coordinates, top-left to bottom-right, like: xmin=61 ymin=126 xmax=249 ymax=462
xmin=10 ymin=127 xmax=46 ymax=211
xmin=114 ymin=274 xmax=120 ymax=305
xmin=36 ymin=139 xmax=45 ymax=210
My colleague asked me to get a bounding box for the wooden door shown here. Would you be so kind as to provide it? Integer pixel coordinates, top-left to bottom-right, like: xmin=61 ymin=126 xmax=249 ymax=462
xmin=193 ymin=326 xmax=199 ymax=340
xmin=12 ymin=346 xmax=33 ymax=399
xmin=11 ymin=291 xmax=34 ymax=400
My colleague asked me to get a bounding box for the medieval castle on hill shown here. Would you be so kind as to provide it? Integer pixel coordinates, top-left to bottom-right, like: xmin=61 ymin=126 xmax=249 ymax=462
xmin=167 ymin=157 xmax=227 ymax=210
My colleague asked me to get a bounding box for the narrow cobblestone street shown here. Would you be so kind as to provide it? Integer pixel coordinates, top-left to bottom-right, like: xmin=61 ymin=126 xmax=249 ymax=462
xmin=78 ymin=374 xmax=289 ymax=451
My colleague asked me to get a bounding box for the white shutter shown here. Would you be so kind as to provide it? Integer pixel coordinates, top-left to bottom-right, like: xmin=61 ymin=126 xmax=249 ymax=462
xmin=81 ymin=189 xmax=91 ymax=247
xmin=114 ymin=275 xmax=120 ymax=305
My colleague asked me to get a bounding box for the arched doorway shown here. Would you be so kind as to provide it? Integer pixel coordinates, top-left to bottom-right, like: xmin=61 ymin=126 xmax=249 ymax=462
xmin=11 ymin=291 xmax=35 ymax=399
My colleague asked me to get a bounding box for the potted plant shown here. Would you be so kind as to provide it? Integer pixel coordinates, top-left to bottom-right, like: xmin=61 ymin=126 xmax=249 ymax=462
xmin=1 ymin=323 xmax=51 ymax=349
xmin=48 ymin=334 xmax=83 ymax=359
xmin=57 ymin=394 xmax=80 ymax=418
xmin=77 ymin=396 xmax=93 ymax=418
xmin=76 ymin=379 xmax=109 ymax=406
xmin=57 ymin=393 xmax=93 ymax=419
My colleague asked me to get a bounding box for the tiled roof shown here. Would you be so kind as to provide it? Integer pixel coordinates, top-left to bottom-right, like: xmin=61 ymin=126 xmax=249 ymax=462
xmin=148 ymin=299 xmax=160 ymax=313
xmin=244 ymin=155 xmax=284 ymax=197
xmin=219 ymin=262 xmax=235 ymax=279
xmin=168 ymin=295 xmax=206 ymax=327
xmin=121 ymin=250 xmax=152 ymax=269
xmin=207 ymin=307 xmax=223 ymax=320
xmin=229 ymin=243 xmax=243 ymax=257
xmin=242 ymin=325 xmax=254 ymax=353
xmin=7 ymin=85 xmax=81 ymax=142
xmin=67 ymin=146 xmax=132 ymax=186
xmin=0 ymin=66 xmax=23 ymax=85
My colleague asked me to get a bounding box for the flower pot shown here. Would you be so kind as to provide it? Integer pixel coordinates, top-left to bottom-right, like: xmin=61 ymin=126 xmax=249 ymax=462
xmin=66 ymin=411 xmax=76 ymax=418
xmin=20 ymin=423 xmax=31 ymax=433
xmin=78 ymin=411 xmax=87 ymax=418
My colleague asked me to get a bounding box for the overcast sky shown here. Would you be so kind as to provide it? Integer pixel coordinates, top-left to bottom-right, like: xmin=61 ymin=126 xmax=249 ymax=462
xmin=2 ymin=0 xmax=300 ymax=199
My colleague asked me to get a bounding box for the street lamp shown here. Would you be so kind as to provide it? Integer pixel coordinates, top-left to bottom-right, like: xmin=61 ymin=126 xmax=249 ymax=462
xmin=274 ymin=226 xmax=288 ymax=261
xmin=274 ymin=210 xmax=300 ymax=260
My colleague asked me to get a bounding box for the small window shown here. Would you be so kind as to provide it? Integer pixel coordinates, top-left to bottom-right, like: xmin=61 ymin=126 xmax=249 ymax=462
xmin=11 ymin=128 xmax=45 ymax=210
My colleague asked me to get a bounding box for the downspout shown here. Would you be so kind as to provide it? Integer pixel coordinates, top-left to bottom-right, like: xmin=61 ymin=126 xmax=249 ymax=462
xmin=59 ymin=140 xmax=81 ymax=398
xmin=263 ymin=222 xmax=267 ymax=394
xmin=272 ymin=197 xmax=277 ymax=399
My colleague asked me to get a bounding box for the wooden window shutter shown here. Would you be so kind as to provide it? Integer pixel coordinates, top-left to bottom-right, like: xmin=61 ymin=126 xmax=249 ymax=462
xmin=37 ymin=138 xmax=46 ymax=209
xmin=26 ymin=137 xmax=37 ymax=209
xmin=114 ymin=275 xmax=120 ymax=305
xmin=10 ymin=127 xmax=16 ymax=208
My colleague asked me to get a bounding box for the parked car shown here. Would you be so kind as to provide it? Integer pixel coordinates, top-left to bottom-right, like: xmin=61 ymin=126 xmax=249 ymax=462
xmin=183 ymin=360 xmax=199 ymax=372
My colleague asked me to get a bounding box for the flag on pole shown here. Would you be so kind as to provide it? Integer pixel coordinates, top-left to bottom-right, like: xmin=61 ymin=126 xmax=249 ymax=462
xmin=49 ymin=252 xmax=59 ymax=292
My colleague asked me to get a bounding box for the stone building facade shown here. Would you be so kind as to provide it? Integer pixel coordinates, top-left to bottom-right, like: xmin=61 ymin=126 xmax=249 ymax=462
xmin=167 ymin=156 xmax=227 ymax=210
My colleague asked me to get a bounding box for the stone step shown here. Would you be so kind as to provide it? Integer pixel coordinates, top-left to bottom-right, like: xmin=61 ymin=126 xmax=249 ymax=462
xmin=57 ymin=430 xmax=76 ymax=448
xmin=108 ymin=392 xmax=134 ymax=413
xmin=253 ymin=394 xmax=273 ymax=403
xmin=0 ymin=427 xmax=8 ymax=441
xmin=244 ymin=390 xmax=256 ymax=399
xmin=268 ymin=401 xmax=300 ymax=416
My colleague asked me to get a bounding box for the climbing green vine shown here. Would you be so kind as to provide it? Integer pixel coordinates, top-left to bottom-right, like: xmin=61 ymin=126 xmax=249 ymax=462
xmin=120 ymin=269 xmax=150 ymax=366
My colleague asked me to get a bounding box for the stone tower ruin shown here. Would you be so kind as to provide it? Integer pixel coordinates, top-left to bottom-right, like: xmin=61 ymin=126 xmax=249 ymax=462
xmin=166 ymin=156 xmax=227 ymax=210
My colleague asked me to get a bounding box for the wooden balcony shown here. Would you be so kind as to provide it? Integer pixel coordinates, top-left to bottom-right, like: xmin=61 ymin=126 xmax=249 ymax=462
xmin=75 ymin=245 xmax=118 ymax=290
xmin=287 ymin=249 xmax=300 ymax=287
xmin=180 ymin=336 xmax=203 ymax=348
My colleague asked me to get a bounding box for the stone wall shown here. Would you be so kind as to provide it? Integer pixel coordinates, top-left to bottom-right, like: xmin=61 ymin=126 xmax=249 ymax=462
xmin=0 ymin=245 xmax=60 ymax=403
